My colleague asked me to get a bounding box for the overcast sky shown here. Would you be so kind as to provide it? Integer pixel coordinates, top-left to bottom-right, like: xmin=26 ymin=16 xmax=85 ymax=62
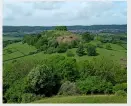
xmin=3 ymin=0 xmax=127 ymax=26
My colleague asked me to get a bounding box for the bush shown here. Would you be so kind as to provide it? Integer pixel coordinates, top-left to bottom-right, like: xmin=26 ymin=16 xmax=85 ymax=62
xmin=106 ymin=44 xmax=112 ymax=50
xmin=57 ymin=43 xmax=68 ymax=53
xmin=46 ymin=47 xmax=56 ymax=54
xmin=115 ymin=90 xmax=127 ymax=97
xmin=61 ymin=58 xmax=79 ymax=82
xmin=5 ymin=80 xmax=25 ymax=103
xmin=76 ymin=44 xmax=85 ymax=56
xmin=90 ymin=57 xmax=125 ymax=84
xmin=58 ymin=81 xmax=80 ymax=95
xmin=21 ymin=93 xmax=44 ymax=103
xmin=21 ymin=93 xmax=36 ymax=103
xmin=48 ymin=39 xmax=58 ymax=48
xmin=39 ymin=44 xmax=48 ymax=51
xmin=25 ymin=64 xmax=61 ymax=97
xmin=113 ymin=83 xmax=127 ymax=93
xmin=76 ymin=76 xmax=113 ymax=94
xmin=87 ymin=44 xmax=97 ymax=56
xmin=96 ymin=42 xmax=103 ymax=48
xmin=66 ymin=50 xmax=75 ymax=57
xmin=35 ymin=37 xmax=48 ymax=49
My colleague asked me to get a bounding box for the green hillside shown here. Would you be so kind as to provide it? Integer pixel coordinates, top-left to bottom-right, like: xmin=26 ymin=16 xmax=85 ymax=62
xmin=3 ymin=29 xmax=127 ymax=103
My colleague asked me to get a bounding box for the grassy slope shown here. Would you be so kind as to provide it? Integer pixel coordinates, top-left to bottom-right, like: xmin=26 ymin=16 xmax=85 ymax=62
xmin=3 ymin=41 xmax=126 ymax=63
xmin=3 ymin=42 xmax=37 ymax=61
xmin=33 ymin=95 xmax=127 ymax=103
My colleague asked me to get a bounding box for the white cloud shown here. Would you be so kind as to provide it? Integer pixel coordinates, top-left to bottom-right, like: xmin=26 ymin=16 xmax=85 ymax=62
xmin=3 ymin=0 xmax=127 ymax=26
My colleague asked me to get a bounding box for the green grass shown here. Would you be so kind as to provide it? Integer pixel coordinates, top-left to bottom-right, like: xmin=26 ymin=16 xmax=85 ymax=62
xmin=3 ymin=36 xmax=22 ymax=41
xmin=3 ymin=41 xmax=126 ymax=64
xmin=33 ymin=95 xmax=127 ymax=103
xmin=3 ymin=42 xmax=37 ymax=61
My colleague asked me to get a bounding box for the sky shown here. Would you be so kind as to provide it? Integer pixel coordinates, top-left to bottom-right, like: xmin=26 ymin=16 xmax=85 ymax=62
xmin=3 ymin=0 xmax=127 ymax=26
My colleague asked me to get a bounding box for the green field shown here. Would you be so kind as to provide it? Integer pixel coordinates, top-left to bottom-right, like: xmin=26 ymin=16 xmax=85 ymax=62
xmin=3 ymin=36 xmax=22 ymax=41
xmin=33 ymin=95 xmax=127 ymax=103
xmin=3 ymin=41 xmax=126 ymax=63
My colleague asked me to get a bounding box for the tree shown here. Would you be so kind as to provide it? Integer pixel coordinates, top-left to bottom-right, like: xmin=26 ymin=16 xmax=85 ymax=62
xmin=76 ymin=44 xmax=85 ymax=56
xmin=35 ymin=37 xmax=48 ymax=49
xmin=87 ymin=44 xmax=97 ymax=56
xmin=91 ymin=57 xmax=125 ymax=84
xmin=25 ymin=64 xmax=61 ymax=96
xmin=61 ymin=58 xmax=79 ymax=82
xmin=82 ymin=32 xmax=94 ymax=42
xmin=55 ymin=26 xmax=67 ymax=31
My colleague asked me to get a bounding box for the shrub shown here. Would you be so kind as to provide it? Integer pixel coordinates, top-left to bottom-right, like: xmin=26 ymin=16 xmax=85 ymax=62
xmin=35 ymin=37 xmax=48 ymax=49
xmin=58 ymin=81 xmax=80 ymax=95
xmin=21 ymin=93 xmax=44 ymax=103
xmin=46 ymin=47 xmax=56 ymax=54
xmin=76 ymin=44 xmax=85 ymax=56
xmin=70 ymin=40 xmax=79 ymax=48
xmin=5 ymin=80 xmax=25 ymax=103
xmin=96 ymin=42 xmax=103 ymax=48
xmin=115 ymin=90 xmax=127 ymax=97
xmin=106 ymin=44 xmax=112 ymax=50
xmin=90 ymin=57 xmax=124 ymax=84
xmin=61 ymin=58 xmax=79 ymax=82
xmin=87 ymin=44 xmax=97 ymax=56
xmin=113 ymin=83 xmax=127 ymax=93
xmin=25 ymin=64 xmax=61 ymax=97
xmin=39 ymin=44 xmax=48 ymax=51
xmin=76 ymin=76 xmax=113 ymax=94
xmin=57 ymin=43 xmax=68 ymax=53
xmin=48 ymin=39 xmax=58 ymax=48
xmin=66 ymin=50 xmax=75 ymax=57
xmin=21 ymin=93 xmax=36 ymax=103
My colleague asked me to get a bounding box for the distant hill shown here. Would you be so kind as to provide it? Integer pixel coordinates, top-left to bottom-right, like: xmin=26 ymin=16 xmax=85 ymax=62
xmin=3 ymin=25 xmax=127 ymax=36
